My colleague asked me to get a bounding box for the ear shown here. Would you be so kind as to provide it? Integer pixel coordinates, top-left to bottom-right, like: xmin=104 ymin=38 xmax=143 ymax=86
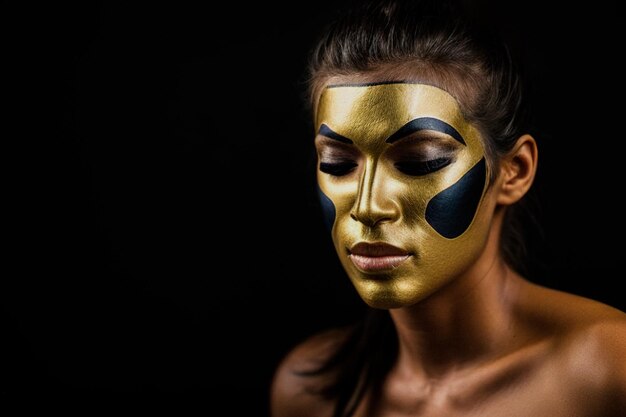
xmin=496 ymin=134 xmax=538 ymax=205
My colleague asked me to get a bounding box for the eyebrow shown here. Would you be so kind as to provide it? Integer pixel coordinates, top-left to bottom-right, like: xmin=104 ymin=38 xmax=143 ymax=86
xmin=318 ymin=124 xmax=353 ymax=144
xmin=386 ymin=117 xmax=466 ymax=145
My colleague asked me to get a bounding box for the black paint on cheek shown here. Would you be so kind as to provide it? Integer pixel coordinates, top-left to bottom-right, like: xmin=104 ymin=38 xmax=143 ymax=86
xmin=317 ymin=186 xmax=336 ymax=232
xmin=425 ymin=158 xmax=487 ymax=238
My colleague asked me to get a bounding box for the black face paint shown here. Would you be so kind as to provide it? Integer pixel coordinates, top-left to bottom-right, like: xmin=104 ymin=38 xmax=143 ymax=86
xmin=319 ymin=124 xmax=353 ymax=144
xmin=317 ymin=186 xmax=336 ymax=232
xmin=386 ymin=117 xmax=466 ymax=145
xmin=425 ymin=158 xmax=487 ymax=238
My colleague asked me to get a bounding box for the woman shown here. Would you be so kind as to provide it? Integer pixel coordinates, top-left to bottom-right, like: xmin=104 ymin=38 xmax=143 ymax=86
xmin=270 ymin=0 xmax=626 ymax=416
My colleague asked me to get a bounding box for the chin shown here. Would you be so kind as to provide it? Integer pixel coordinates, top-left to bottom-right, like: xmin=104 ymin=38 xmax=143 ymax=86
xmin=358 ymin=290 xmax=426 ymax=310
xmin=352 ymin=274 xmax=441 ymax=309
xmin=363 ymin=298 xmax=407 ymax=310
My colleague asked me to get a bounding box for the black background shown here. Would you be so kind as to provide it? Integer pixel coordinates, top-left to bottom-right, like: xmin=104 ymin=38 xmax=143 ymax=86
xmin=4 ymin=0 xmax=625 ymax=412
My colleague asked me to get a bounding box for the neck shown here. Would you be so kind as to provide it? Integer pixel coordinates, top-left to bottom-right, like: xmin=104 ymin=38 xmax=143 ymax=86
xmin=389 ymin=224 xmax=522 ymax=378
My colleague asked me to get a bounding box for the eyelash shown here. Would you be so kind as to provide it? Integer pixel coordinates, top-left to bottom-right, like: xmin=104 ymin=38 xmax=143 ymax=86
xmin=394 ymin=157 xmax=452 ymax=176
xmin=319 ymin=161 xmax=358 ymax=176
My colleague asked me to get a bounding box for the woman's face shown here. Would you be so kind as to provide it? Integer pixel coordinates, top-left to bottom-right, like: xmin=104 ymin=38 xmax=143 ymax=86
xmin=315 ymin=82 xmax=495 ymax=309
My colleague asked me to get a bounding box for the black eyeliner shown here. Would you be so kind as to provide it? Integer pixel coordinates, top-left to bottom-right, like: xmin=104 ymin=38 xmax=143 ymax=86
xmin=394 ymin=157 xmax=452 ymax=176
xmin=320 ymin=162 xmax=358 ymax=176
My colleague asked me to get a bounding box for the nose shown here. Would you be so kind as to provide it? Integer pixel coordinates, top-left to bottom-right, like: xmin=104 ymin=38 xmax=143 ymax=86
xmin=350 ymin=162 xmax=398 ymax=227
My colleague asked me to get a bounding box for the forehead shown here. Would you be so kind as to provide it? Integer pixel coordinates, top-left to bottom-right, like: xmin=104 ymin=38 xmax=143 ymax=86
xmin=316 ymin=83 xmax=467 ymax=142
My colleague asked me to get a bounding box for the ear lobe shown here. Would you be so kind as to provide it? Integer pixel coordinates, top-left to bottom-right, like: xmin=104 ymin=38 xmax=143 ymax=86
xmin=496 ymin=134 xmax=538 ymax=205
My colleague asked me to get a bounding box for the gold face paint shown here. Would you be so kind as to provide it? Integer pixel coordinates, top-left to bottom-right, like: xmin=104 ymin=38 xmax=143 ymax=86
xmin=315 ymin=82 xmax=491 ymax=308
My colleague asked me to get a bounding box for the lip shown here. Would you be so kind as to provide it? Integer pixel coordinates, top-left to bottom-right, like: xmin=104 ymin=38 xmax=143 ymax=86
xmin=348 ymin=242 xmax=411 ymax=272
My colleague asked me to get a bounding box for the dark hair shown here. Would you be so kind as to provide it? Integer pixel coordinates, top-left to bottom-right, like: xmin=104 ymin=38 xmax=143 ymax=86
xmin=300 ymin=0 xmax=543 ymax=416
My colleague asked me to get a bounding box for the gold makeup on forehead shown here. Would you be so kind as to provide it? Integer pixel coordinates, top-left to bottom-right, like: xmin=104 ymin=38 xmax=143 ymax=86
xmin=315 ymin=82 xmax=483 ymax=159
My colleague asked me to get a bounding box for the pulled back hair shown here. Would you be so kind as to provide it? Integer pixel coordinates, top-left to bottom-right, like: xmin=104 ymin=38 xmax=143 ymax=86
xmin=301 ymin=0 xmax=543 ymax=416
xmin=308 ymin=0 xmax=532 ymax=182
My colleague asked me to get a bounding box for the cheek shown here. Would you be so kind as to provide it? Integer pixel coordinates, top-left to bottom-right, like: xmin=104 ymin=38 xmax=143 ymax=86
xmin=317 ymin=174 xmax=357 ymax=235
xmin=425 ymin=158 xmax=487 ymax=238
xmin=317 ymin=186 xmax=336 ymax=232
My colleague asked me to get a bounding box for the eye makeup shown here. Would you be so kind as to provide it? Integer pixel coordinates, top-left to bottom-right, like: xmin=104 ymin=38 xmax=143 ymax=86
xmin=319 ymin=161 xmax=358 ymax=176
xmin=316 ymin=136 xmax=360 ymax=177
xmin=387 ymin=133 xmax=460 ymax=177
xmin=316 ymin=130 xmax=461 ymax=178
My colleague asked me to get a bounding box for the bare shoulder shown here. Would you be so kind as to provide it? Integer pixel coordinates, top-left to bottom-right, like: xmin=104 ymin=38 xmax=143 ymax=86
xmin=520 ymin=280 xmax=626 ymax=415
xmin=269 ymin=327 xmax=352 ymax=417
xmin=556 ymin=316 xmax=626 ymax=416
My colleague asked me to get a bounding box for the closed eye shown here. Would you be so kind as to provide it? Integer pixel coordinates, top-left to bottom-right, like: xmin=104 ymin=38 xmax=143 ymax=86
xmin=394 ymin=157 xmax=452 ymax=176
xmin=319 ymin=161 xmax=358 ymax=176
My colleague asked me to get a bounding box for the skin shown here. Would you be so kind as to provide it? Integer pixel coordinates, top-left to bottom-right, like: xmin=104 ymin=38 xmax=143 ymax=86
xmin=270 ymin=70 xmax=626 ymax=417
